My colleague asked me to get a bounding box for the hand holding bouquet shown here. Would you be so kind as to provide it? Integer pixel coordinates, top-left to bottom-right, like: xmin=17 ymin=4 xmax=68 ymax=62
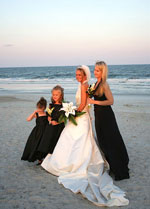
xmin=46 ymin=107 xmax=54 ymax=116
xmin=58 ymin=102 xmax=85 ymax=126
xmin=86 ymin=83 xmax=95 ymax=98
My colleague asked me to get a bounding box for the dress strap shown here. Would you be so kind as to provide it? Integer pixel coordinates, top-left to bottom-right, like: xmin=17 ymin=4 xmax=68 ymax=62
xmin=94 ymin=81 xmax=101 ymax=93
xmin=36 ymin=112 xmax=38 ymax=117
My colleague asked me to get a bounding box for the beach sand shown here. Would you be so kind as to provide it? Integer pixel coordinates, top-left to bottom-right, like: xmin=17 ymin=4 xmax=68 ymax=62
xmin=0 ymin=93 xmax=150 ymax=209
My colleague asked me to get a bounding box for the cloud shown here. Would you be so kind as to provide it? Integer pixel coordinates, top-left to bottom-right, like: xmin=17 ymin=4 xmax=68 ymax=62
xmin=3 ymin=44 xmax=14 ymax=47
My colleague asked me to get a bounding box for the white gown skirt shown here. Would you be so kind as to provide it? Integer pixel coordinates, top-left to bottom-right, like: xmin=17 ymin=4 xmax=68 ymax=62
xmin=41 ymin=112 xmax=129 ymax=207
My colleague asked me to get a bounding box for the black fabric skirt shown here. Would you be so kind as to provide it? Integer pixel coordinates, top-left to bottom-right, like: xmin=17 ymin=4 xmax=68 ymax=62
xmin=37 ymin=123 xmax=65 ymax=160
xmin=94 ymin=106 xmax=129 ymax=180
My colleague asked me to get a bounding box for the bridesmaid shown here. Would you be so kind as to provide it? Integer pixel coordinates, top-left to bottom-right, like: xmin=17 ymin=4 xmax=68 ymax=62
xmin=88 ymin=61 xmax=130 ymax=181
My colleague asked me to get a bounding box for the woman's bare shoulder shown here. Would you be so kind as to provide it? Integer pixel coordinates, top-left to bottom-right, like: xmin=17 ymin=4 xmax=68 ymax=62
xmin=81 ymin=82 xmax=88 ymax=87
xmin=103 ymin=81 xmax=110 ymax=89
xmin=81 ymin=83 xmax=88 ymax=91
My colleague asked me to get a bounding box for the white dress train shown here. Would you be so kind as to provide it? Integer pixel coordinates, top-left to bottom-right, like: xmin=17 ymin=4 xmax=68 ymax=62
xmin=41 ymin=84 xmax=129 ymax=207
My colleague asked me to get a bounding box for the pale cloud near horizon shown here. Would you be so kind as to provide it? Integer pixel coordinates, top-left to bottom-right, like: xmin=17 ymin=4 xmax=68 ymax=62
xmin=0 ymin=0 xmax=150 ymax=67
xmin=3 ymin=44 xmax=14 ymax=47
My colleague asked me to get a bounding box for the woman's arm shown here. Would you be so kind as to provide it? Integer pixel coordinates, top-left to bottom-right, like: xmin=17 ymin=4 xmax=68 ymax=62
xmin=51 ymin=120 xmax=59 ymax=125
xmin=77 ymin=84 xmax=88 ymax=112
xmin=48 ymin=116 xmax=52 ymax=122
xmin=26 ymin=110 xmax=37 ymax=121
xmin=88 ymin=82 xmax=114 ymax=106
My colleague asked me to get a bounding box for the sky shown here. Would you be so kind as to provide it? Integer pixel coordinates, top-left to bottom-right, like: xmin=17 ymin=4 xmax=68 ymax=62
xmin=0 ymin=0 xmax=150 ymax=67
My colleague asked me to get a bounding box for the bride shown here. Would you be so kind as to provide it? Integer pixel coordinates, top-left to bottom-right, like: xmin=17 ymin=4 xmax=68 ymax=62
xmin=41 ymin=65 xmax=129 ymax=207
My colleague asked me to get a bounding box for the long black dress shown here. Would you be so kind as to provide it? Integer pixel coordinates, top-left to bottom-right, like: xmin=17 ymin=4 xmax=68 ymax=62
xmin=37 ymin=103 xmax=65 ymax=160
xmin=94 ymin=84 xmax=129 ymax=180
xmin=21 ymin=113 xmax=48 ymax=162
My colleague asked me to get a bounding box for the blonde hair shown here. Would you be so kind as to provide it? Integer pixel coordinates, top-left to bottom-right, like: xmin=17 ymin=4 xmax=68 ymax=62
xmin=95 ymin=61 xmax=108 ymax=96
xmin=51 ymin=85 xmax=64 ymax=103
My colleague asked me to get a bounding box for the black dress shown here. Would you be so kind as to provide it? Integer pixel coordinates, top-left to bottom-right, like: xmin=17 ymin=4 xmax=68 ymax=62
xmin=94 ymin=84 xmax=129 ymax=180
xmin=21 ymin=113 xmax=48 ymax=162
xmin=37 ymin=103 xmax=65 ymax=160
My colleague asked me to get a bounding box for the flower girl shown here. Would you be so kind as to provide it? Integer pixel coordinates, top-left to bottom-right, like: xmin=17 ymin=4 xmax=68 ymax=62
xmin=36 ymin=85 xmax=65 ymax=163
xmin=21 ymin=97 xmax=48 ymax=163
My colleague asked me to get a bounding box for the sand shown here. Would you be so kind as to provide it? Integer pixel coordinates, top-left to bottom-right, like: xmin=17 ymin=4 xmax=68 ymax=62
xmin=0 ymin=94 xmax=150 ymax=209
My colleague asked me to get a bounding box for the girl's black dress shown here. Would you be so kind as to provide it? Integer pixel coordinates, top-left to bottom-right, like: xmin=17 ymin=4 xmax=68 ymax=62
xmin=37 ymin=103 xmax=65 ymax=160
xmin=21 ymin=113 xmax=48 ymax=162
xmin=94 ymin=84 xmax=129 ymax=180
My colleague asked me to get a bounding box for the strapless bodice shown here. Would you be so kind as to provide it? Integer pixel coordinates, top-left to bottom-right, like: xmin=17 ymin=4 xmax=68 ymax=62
xmin=76 ymin=84 xmax=89 ymax=112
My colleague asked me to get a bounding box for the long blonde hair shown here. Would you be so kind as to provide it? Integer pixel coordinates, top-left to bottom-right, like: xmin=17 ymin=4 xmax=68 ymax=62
xmin=95 ymin=61 xmax=108 ymax=96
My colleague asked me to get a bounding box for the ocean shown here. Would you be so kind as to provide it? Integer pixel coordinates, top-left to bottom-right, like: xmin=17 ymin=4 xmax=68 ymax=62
xmin=0 ymin=64 xmax=150 ymax=96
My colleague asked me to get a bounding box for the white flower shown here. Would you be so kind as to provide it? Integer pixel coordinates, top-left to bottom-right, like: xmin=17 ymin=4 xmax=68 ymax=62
xmin=91 ymin=83 xmax=95 ymax=91
xmin=61 ymin=102 xmax=76 ymax=118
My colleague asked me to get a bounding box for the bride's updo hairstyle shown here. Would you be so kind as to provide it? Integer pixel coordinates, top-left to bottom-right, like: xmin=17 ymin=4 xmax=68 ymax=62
xmin=76 ymin=67 xmax=86 ymax=76
xmin=76 ymin=65 xmax=91 ymax=83
xmin=95 ymin=61 xmax=108 ymax=96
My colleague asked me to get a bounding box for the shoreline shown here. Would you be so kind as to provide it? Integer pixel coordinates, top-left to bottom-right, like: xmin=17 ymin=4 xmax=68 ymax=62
xmin=1 ymin=93 xmax=150 ymax=112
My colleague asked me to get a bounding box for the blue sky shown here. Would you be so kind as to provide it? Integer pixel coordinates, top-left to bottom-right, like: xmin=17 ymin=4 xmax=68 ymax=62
xmin=0 ymin=0 xmax=150 ymax=67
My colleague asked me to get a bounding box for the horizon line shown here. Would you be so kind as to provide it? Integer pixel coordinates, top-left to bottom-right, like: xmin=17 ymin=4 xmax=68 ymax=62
xmin=0 ymin=63 xmax=150 ymax=69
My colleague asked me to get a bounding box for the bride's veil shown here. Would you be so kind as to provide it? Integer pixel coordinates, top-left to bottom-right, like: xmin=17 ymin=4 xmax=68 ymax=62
xmin=80 ymin=65 xmax=91 ymax=83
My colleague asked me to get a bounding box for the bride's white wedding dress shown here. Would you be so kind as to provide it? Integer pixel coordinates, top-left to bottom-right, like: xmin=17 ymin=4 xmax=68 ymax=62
xmin=41 ymin=84 xmax=129 ymax=207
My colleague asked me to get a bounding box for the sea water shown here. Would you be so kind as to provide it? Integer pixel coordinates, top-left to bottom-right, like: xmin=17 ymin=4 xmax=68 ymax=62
xmin=0 ymin=64 xmax=150 ymax=96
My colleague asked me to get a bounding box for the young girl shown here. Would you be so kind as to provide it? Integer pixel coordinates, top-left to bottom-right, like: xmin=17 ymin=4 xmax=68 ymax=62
xmin=88 ymin=61 xmax=130 ymax=180
xmin=21 ymin=97 xmax=48 ymax=163
xmin=37 ymin=85 xmax=65 ymax=163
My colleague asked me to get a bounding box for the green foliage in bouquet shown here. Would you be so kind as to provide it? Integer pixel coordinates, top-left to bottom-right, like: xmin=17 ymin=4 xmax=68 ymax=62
xmin=58 ymin=102 xmax=86 ymax=126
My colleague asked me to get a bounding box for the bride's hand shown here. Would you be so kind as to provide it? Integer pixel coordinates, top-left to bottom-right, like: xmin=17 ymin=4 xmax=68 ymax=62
xmin=87 ymin=98 xmax=95 ymax=104
xmin=77 ymin=108 xmax=81 ymax=112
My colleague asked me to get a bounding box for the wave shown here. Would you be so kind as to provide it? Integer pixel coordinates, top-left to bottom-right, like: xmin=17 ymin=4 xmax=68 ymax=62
xmin=0 ymin=77 xmax=76 ymax=83
xmin=108 ymin=78 xmax=150 ymax=84
xmin=0 ymin=77 xmax=150 ymax=83
xmin=0 ymin=69 xmax=150 ymax=95
xmin=0 ymin=64 xmax=150 ymax=80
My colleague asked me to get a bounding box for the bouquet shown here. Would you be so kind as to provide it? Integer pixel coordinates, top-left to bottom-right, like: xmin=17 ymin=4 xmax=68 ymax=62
xmin=86 ymin=83 xmax=95 ymax=98
xmin=46 ymin=107 xmax=54 ymax=116
xmin=58 ymin=102 xmax=85 ymax=126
